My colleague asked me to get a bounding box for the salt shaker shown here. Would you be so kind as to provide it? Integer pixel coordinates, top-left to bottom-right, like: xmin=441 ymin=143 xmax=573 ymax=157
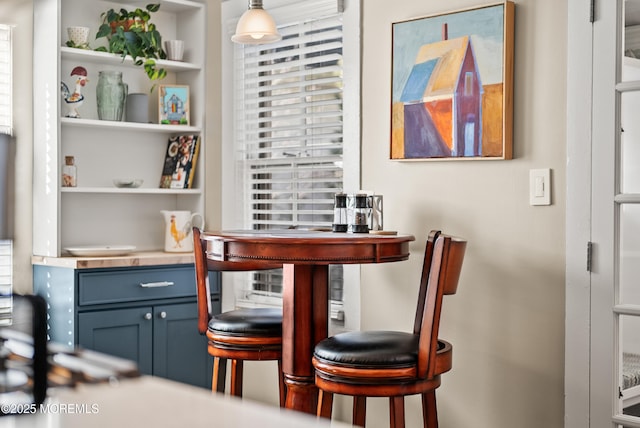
xmin=332 ymin=193 xmax=348 ymax=232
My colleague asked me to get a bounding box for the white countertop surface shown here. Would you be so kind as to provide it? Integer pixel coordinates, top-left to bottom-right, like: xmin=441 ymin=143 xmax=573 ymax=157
xmin=1 ymin=376 xmax=352 ymax=427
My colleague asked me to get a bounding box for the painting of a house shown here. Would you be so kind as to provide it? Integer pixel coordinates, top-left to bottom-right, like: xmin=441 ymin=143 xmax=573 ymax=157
xmin=159 ymin=85 xmax=190 ymax=125
xmin=391 ymin=3 xmax=513 ymax=160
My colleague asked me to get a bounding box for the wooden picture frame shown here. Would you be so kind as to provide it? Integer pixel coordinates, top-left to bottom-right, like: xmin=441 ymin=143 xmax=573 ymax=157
xmin=158 ymin=84 xmax=190 ymax=125
xmin=391 ymin=1 xmax=514 ymax=160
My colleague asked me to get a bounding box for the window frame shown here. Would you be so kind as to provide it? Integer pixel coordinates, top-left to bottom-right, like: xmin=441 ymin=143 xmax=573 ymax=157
xmin=220 ymin=0 xmax=361 ymax=331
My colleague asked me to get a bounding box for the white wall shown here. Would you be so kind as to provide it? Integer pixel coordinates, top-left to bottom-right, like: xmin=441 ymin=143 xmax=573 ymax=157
xmin=1 ymin=0 xmax=33 ymax=294
xmin=357 ymin=0 xmax=566 ymax=427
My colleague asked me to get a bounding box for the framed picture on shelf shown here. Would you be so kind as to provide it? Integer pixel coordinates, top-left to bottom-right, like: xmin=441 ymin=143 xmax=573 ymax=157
xmin=391 ymin=1 xmax=514 ymax=160
xmin=158 ymin=85 xmax=190 ymax=125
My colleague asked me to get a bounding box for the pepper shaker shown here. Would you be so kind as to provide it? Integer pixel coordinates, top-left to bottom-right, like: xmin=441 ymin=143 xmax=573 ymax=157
xmin=351 ymin=194 xmax=369 ymax=233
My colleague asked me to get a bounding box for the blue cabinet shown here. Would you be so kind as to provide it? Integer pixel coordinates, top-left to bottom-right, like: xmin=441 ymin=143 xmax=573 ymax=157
xmin=77 ymin=306 xmax=154 ymax=374
xmin=33 ymin=263 xmax=220 ymax=389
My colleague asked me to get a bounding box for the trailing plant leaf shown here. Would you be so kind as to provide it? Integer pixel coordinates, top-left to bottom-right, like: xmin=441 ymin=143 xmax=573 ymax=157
xmin=65 ymin=40 xmax=91 ymax=50
xmin=94 ymin=3 xmax=166 ymax=88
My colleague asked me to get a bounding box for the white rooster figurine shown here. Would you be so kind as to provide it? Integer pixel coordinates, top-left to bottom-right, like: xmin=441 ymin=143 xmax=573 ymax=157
xmin=60 ymin=66 xmax=88 ymax=118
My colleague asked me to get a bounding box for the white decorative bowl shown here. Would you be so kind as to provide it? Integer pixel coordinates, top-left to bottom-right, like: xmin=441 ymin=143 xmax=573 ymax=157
xmin=113 ymin=179 xmax=143 ymax=188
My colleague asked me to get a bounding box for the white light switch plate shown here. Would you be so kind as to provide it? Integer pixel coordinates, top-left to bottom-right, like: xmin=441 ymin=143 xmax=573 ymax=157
xmin=529 ymin=168 xmax=551 ymax=206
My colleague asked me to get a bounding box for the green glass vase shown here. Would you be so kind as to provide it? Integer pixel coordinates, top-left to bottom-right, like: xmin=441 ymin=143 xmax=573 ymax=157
xmin=96 ymin=71 xmax=127 ymax=121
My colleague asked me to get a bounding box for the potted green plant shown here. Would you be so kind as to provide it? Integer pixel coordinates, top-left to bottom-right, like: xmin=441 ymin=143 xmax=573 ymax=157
xmin=95 ymin=4 xmax=167 ymax=83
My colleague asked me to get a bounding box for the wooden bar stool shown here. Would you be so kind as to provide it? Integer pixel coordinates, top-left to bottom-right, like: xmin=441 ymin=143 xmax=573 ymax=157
xmin=193 ymin=227 xmax=286 ymax=406
xmin=312 ymin=230 xmax=467 ymax=427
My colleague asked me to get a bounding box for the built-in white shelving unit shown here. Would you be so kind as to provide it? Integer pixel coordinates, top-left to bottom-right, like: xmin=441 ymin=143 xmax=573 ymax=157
xmin=33 ymin=0 xmax=207 ymax=256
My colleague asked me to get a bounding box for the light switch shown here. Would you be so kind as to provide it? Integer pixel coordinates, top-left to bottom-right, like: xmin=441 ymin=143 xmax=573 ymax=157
xmin=534 ymin=176 xmax=544 ymax=197
xmin=530 ymin=168 xmax=551 ymax=206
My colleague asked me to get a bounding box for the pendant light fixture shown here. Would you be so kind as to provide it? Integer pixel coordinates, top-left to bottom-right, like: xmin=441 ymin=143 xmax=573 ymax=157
xmin=232 ymin=0 xmax=282 ymax=45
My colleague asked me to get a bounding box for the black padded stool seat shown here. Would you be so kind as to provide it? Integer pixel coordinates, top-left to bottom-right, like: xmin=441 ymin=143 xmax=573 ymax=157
xmin=209 ymin=308 xmax=282 ymax=337
xmin=314 ymin=331 xmax=450 ymax=373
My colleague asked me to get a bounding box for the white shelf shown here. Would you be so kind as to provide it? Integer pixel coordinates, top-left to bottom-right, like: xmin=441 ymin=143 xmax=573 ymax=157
xmin=60 ymin=47 xmax=202 ymax=72
xmin=60 ymin=117 xmax=201 ymax=133
xmin=61 ymin=187 xmax=202 ymax=195
xmin=108 ymin=0 xmax=204 ymax=13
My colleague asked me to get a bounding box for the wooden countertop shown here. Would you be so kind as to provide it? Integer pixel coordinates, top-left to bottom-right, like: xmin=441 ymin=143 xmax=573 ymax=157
xmin=31 ymin=251 xmax=195 ymax=269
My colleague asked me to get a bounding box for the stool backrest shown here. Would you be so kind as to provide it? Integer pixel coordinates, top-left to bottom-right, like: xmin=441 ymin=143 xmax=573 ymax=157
xmin=193 ymin=227 xmax=283 ymax=334
xmin=193 ymin=227 xmax=213 ymax=334
xmin=413 ymin=230 xmax=467 ymax=379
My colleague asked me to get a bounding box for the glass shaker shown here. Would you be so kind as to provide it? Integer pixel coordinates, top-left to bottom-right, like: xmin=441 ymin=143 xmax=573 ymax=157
xmin=351 ymin=194 xmax=369 ymax=233
xmin=332 ymin=193 xmax=348 ymax=232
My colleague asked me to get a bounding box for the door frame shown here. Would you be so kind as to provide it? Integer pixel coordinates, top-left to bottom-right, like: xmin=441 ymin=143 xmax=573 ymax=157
xmin=565 ymin=0 xmax=594 ymax=426
xmin=566 ymin=1 xmax=634 ymax=427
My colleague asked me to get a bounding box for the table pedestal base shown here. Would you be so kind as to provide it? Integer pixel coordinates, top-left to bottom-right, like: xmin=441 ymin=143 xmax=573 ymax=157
xmin=284 ymin=374 xmax=318 ymax=413
xmin=282 ymin=264 xmax=328 ymax=414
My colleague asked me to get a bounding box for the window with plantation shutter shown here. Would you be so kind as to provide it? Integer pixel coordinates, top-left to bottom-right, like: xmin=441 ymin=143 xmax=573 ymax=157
xmin=228 ymin=0 xmax=357 ymax=322
xmin=234 ymin=5 xmax=345 ymax=231
xmin=0 ymin=24 xmax=12 ymax=136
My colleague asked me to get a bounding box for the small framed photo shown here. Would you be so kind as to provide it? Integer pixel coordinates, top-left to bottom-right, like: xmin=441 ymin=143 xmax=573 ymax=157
xmin=158 ymin=84 xmax=190 ymax=125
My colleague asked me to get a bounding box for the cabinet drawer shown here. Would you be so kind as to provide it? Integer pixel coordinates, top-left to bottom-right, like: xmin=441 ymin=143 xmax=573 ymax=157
xmin=78 ymin=266 xmax=196 ymax=306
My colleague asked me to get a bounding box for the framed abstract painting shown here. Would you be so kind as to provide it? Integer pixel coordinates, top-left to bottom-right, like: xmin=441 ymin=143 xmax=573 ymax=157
xmin=391 ymin=2 xmax=514 ymax=160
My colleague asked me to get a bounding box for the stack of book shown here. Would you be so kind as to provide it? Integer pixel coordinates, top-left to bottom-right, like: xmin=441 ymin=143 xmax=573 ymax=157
xmin=159 ymin=135 xmax=201 ymax=189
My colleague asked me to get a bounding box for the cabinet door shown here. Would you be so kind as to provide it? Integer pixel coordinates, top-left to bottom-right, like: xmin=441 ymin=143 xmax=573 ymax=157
xmin=78 ymin=307 xmax=153 ymax=375
xmin=152 ymin=302 xmax=212 ymax=389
